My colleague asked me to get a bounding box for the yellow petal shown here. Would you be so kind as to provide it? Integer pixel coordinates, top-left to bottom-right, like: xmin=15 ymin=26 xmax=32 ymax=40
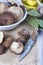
xmin=23 ymin=4 xmax=37 ymax=10
xmin=26 ymin=1 xmax=37 ymax=6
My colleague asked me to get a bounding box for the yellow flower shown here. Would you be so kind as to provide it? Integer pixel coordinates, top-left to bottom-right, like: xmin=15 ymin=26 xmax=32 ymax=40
xmin=22 ymin=0 xmax=37 ymax=10
xmin=23 ymin=3 xmax=36 ymax=10
xmin=22 ymin=0 xmax=43 ymax=10
xmin=26 ymin=0 xmax=37 ymax=6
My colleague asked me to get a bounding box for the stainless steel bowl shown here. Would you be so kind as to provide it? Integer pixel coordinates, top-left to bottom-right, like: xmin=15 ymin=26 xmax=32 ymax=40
xmin=0 ymin=2 xmax=27 ymax=31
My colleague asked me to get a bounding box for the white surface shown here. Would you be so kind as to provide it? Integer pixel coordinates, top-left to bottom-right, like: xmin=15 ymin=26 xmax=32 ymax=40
xmin=0 ymin=0 xmax=27 ymax=31
xmin=37 ymin=31 xmax=43 ymax=65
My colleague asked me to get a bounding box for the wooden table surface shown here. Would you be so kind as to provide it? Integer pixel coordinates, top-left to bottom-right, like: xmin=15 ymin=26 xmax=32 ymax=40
xmin=0 ymin=22 xmax=37 ymax=65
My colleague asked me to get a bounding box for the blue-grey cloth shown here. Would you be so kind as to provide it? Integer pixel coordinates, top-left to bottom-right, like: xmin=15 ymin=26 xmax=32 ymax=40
xmin=19 ymin=38 xmax=35 ymax=61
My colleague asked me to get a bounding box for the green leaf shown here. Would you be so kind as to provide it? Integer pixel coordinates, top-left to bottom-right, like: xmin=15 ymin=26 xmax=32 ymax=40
xmin=27 ymin=17 xmax=39 ymax=28
xmin=27 ymin=10 xmax=41 ymax=17
xmin=26 ymin=15 xmax=43 ymax=30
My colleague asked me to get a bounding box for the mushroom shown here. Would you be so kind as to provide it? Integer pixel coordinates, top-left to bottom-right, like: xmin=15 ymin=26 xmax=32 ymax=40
xmin=18 ymin=29 xmax=30 ymax=39
xmin=0 ymin=2 xmax=9 ymax=14
xmin=16 ymin=37 xmax=27 ymax=46
xmin=0 ymin=11 xmax=16 ymax=26
xmin=3 ymin=36 xmax=13 ymax=49
xmin=10 ymin=41 xmax=24 ymax=54
xmin=8 ymin=6 xmax=24 ymax=21
xmin=0 ymin=31 xmax=4 ymax=44
xmin=20 ymin=5 xmax=25 ymax=12
xmin=0 ymin=45 xmax=6 ymax=55
xmin=7 ymin=0 xmax=18 ymax=6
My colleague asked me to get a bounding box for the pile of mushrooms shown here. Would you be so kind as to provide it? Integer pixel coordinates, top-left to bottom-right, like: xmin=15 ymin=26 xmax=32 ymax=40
xmin=0 ymin=2 xmax=24 ymax=26
xmin=10 ymin=29 xmax=30 ymax=54
xmin=0 ymin=29 xmax=30 ymax=55
xmin=0 ymin=0 xmax=30 ymax=55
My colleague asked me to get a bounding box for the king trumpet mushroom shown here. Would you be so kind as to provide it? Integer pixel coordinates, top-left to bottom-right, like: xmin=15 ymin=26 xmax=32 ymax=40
xmin=0 ymin=31 xmax=4 ymax=44
xmin=10 ymin=41 xmax=24 ymax=54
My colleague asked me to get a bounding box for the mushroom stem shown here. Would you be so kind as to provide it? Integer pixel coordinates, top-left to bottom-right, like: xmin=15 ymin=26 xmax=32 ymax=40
xmin=3 ymin=36 xmax=13 ymax=48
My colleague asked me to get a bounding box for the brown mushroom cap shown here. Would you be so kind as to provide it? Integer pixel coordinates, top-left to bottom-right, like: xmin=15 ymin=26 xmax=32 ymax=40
xmin=8 ymin=6 xmax=24 ymax=21
xmin=16 ymin=37 xmax=27 ymax=46
xmin=0 ymin=2 xmax=9 ymax=14
xmin=18 ymin=29 xmax=30 ymax=39
xmin=0 ymin=11 xmax=16 ymax=26
xmin=10 ymin=41 xmax=24 ymax=54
